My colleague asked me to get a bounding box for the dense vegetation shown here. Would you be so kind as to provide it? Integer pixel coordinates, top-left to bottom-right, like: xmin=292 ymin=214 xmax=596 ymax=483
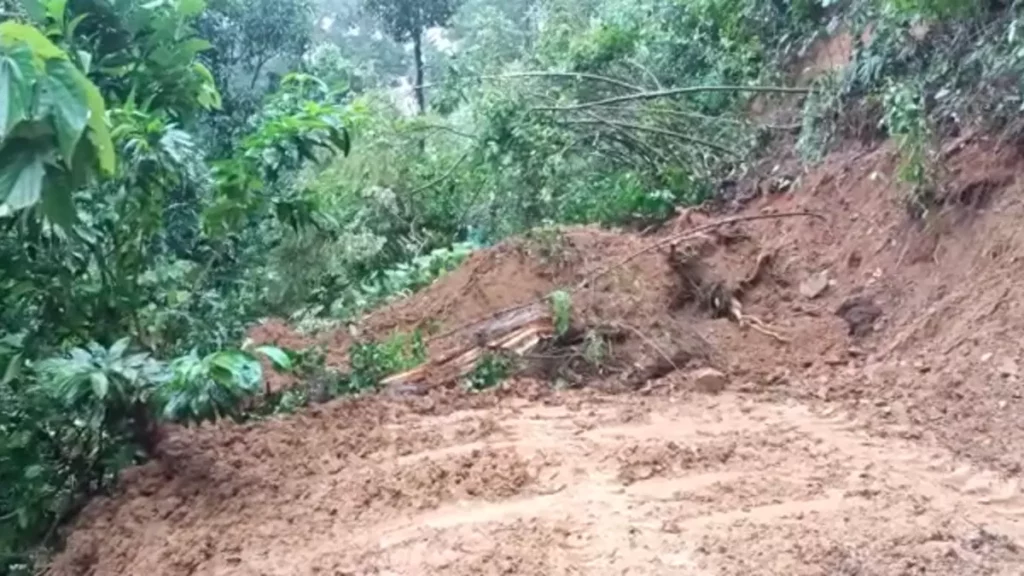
xmin=2 ymin=0 xmax=1023 ymax=570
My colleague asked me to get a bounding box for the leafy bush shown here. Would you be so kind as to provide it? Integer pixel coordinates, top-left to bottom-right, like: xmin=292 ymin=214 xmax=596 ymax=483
xmin=348 ymin=330 xmax=428 ymax=391
xmin=466 ymin=353 xmax=513 ymax=391
xmin=160 ymin=345 xmax=292 ymax=426
xmin=882 ymin=80 xmax=935 ymax=214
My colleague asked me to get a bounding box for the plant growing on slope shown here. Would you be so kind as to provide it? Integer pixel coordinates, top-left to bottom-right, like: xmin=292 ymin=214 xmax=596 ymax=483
xmin=548 ymin=290 xmax=573 ymax=338
xmin=37 ymin=339 xmax=168 ymax=460
xmin=159 ymin=344 xmax=292 ymax=426
xmin=465 ymin=352 xmax=512 ymax=391
xmin=882 ymin=80 xmax=936 ymax=216
xmin=348 ymin=330 xmax=427 ymax=391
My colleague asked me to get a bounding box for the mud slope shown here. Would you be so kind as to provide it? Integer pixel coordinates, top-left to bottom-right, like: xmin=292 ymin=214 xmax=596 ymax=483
xmin=50 ymin=135 xmax=1024 ymax=575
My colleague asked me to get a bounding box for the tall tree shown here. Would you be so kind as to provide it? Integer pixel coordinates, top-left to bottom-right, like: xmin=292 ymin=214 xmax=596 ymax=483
xmin=362 ymin=0 xmax=460 ymax=113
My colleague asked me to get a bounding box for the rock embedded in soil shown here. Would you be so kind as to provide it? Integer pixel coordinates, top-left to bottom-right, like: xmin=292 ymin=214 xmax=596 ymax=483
xmin=691 ymin=368 xmax=728 ymax=394
xmin=836 ymin=294 xmax=883 ymax=337
xmin=799 ymin=270 xmax=831 ymax=300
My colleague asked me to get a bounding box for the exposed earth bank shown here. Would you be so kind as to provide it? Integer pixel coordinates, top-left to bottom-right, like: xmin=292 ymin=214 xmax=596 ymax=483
xmin=48 ymin=135 xmax=1024 ymax=575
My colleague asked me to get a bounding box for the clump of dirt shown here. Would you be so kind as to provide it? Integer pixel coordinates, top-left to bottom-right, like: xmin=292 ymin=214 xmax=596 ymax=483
xmin=616 ymin=439 xmax=738 ymax=485
xmin=351 ymin=447 xmax=535 ymax=514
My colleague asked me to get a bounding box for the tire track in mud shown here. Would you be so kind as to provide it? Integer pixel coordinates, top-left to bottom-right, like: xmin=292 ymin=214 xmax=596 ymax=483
xmin=360 ymin=396 xmax=1024 ymax=575
xmin=50 ymin=394 xmax=1024 ymax=576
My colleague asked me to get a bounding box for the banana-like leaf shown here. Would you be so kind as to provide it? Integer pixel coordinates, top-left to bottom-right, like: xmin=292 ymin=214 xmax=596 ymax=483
xmin=0 ymin=149 xmax=45 ymax=211
xmin=254 ymin=345 xmax=293 ymax=371
xmin=40 ymin=59 xmax=89 ymax=168
xmin=0 ymin=48 xmax=34 ymax=138
xmin=0 ymin=22 xmax=65 ymax=60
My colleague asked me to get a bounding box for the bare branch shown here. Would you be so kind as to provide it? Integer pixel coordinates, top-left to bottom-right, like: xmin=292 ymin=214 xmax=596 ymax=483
xmin=561 ymin=118 xmax=739 ymax=157
xmin=407 ymin=151 xmax=472 ymax=196
xmin=532 ymin=85 xmax=812 ymax=113
xmin=480 ymin=71 xmax=643 ymax=92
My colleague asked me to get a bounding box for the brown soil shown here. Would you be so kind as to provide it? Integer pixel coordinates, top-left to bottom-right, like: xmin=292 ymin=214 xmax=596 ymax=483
xmin=49 ymin=134 xmax=1024 ymax=575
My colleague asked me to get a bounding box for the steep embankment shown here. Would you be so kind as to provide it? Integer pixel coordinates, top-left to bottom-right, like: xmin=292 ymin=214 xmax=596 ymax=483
xmin=49 ymin=135 xmax=1024 ymax=575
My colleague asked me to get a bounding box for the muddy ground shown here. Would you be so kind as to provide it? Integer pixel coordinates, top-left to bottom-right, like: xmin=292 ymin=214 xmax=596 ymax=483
xmin=47 ymin=135 xmax=1024 ymax=575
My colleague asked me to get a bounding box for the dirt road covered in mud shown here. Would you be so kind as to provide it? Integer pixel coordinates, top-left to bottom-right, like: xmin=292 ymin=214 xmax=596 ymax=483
xmin=49 ymin=138 xmax=1024 ymax=575
xmin=54 ymin=387 xmax=1024 ymax=575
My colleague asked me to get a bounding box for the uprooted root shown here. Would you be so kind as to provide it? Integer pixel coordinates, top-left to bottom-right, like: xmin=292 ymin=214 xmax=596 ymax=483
xmin=666 ymin=246 xmax=790 ymax=344
xmin=519 ymin=325 xmax=631 ymax=386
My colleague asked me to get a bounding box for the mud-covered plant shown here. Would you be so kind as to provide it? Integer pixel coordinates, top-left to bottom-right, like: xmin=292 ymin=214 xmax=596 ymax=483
xmin=466 ymin=352 xmax=512 ymax=391
xmin=582 ymin=330 xmax=608 ymax=367
xmin=348 ymin=330 xmax=428 ymax=390
xmin=882 ymin=81 xmax=936 ymax=216
xmin=548 ymin=290 xmax=573 ymax=337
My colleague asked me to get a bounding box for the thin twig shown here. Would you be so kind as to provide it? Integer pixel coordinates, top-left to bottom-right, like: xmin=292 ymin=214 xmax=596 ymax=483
xmin=560 ymin=118 xmax=738 ymax=157
xmin=624 ymin=58 xmax=663 ymax=90
xmin=407 ymin=124 xmax=479 ymax=140
xmin=407 ymin=151 xmax=472 ymax=197
xmin=480 ymin=71 xmax=643 ymax=92
xmin=532 ymin=85 xmax=812 ymax=113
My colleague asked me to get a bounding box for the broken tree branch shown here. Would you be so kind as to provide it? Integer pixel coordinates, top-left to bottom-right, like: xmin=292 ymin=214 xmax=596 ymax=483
xmin=480 ymin=71 xmax=644 ymax=92
xmin=532 ymin=85 xmax=813 ymax=113
xmin=407 ymin=151 xmax=472 ymax=197
xmin=560 ymin=118 xmax=739 ymax=157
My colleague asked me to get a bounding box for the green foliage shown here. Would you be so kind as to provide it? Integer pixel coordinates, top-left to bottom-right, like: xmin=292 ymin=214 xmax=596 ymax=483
xmin=0 ymin=23 xmax=114 ymax=220
xmin=465 ymin=352 xmax=512 ymax=390
xmin=0 ymin=6 xmax=342 ymax=569
xmin=882 ymin=80 xmax=935 ymax=214
xmin=159 ymin=345 xmax=291 ymax=426
xmin=548 ymin=290 xmax=573 ymax=337
xmin=348 ymin=330 xmax=427 ymax=391
xmin=363 ymin=0 xmax=461 ymax=43
xmin=6 ymin=0 xmax=1024 ymax=570
xmin=882 ymin=0 xmax=978 ymax=20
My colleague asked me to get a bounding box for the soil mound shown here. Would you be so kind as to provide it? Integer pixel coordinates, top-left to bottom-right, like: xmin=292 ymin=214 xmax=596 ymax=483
xmin=48 ymin=134 xmax=1024 ymax=575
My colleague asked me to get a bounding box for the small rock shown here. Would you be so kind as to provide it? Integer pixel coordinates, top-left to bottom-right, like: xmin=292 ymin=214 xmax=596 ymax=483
xmin=998 ymin=358 xmax=1019 ymax=378
xmin=800 ymin=271 xmax=831 ymax=299
xmin=913 ymin=360 xmax=931 ymax=374
xmin=836 ymin=295 xmax=882 ymax=338
xmin=692 ymin=368 xmax=728 ymax=394
xmin=980 ymin=352 xmax=994 ymax=363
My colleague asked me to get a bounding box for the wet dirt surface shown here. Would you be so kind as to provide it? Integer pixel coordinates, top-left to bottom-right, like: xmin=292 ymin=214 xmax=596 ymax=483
xmin=50 ymin=388 xmax=1024 ymax=575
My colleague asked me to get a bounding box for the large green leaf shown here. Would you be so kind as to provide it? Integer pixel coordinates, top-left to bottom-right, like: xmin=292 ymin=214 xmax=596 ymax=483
xmin=0 ymin=149 xmax=45 ymax=211
xmin=0 ymin=22 xmax=66 ymax=60
xmin=177 ymin=0 xmax=207 ymax=18
xmin=89 ymin=371 xmax=109 ymax=400
xmin=255 ymin=345 xmax=293 ymax=371
xmin=79 ymin=75 xmax=115 ymax=175
xmin=0 ymin=48 xmax=35 ymax=138
xmin=40 ymin=59 xmax=89 ymax=168
xmin=179 ymin=38 xmax=213 ymax=56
